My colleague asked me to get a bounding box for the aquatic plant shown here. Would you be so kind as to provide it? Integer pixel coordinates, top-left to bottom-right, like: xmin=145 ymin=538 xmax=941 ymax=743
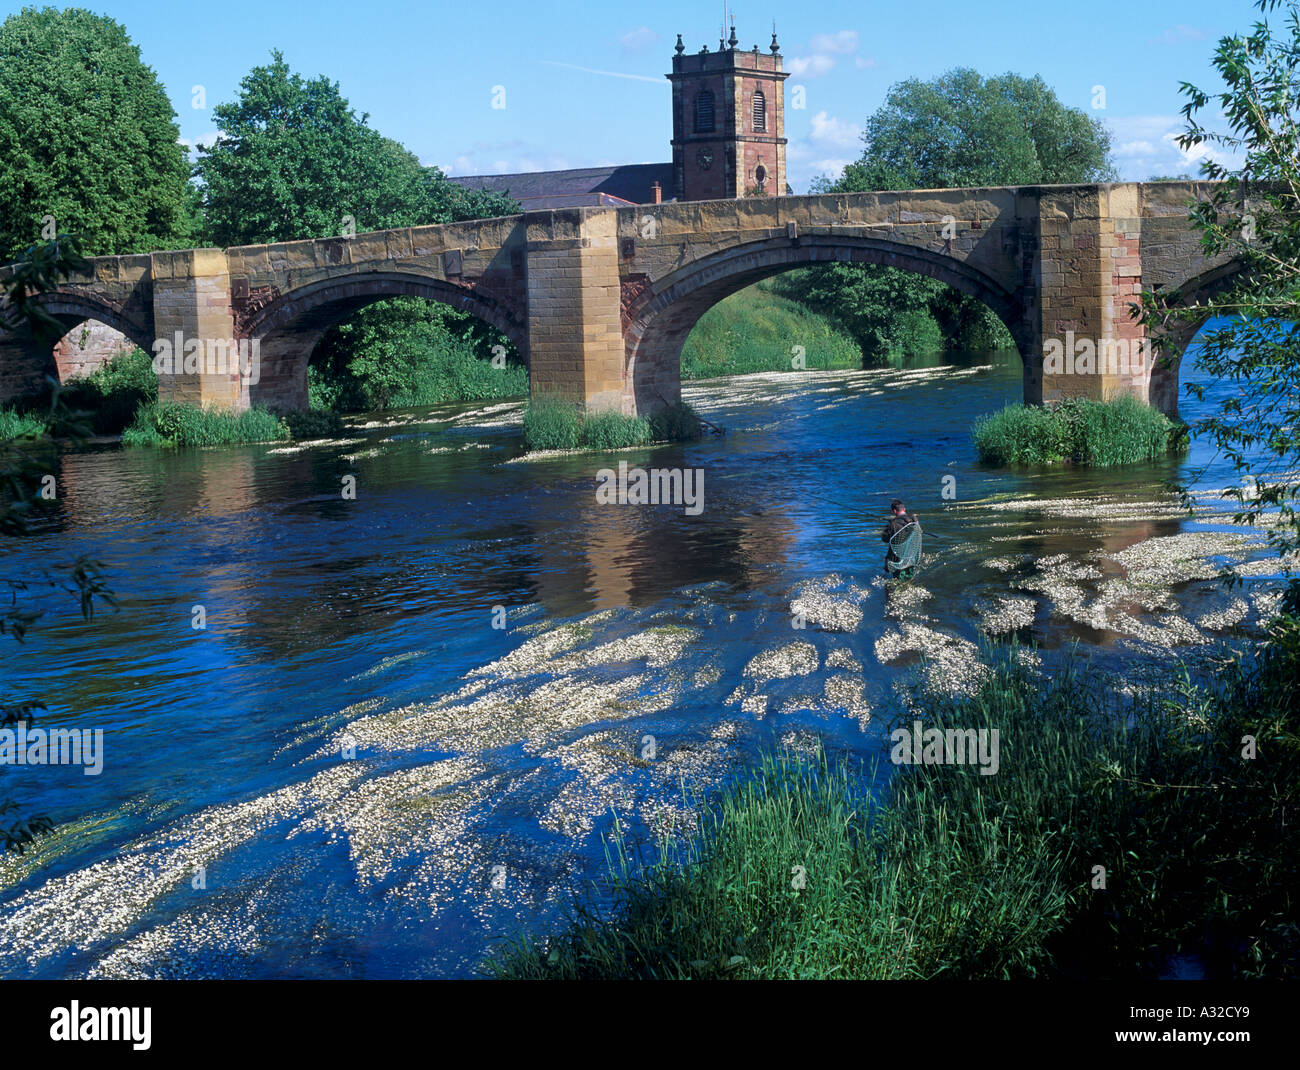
xmin=522 ymin=396 xmax=703 ymax=452
xmin=122 ymin=402 xmax=289 ymax=448
xmin=972 ymin=397 xmax=1182 ymax=467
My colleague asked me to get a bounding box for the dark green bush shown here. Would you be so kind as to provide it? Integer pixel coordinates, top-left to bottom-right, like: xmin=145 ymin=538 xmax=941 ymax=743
xmin=310 ymin=297 xmax=527 ymax=412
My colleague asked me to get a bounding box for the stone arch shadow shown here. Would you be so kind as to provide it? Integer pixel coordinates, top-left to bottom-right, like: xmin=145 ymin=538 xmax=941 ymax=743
xmin=238 ymin=271 xmax=529 ymax=411
xmin=621 ymin=235 xmax=1029 ymax=415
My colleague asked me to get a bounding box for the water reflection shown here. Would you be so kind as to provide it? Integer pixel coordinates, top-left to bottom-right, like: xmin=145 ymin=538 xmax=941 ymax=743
xmin=0 ymin=352 xmax=1288 ymax=978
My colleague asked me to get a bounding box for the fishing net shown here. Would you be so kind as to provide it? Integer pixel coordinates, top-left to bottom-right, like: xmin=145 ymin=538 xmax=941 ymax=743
xmin=885 ymin=521 xmax=923 ymax=576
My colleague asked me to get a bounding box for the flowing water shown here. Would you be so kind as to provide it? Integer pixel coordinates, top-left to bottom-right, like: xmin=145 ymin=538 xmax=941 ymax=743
xmin=0 ymin=351 xmax=1290 ymax=978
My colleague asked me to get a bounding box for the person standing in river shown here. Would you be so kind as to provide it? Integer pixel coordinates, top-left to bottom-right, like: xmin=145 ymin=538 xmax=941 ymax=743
xmin=881 ymin=498 xmax=922 ymax=579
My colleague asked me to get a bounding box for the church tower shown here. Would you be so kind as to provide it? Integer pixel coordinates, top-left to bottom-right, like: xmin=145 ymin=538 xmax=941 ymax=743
xmin=668 ymin=24 xmax=789 ymax=201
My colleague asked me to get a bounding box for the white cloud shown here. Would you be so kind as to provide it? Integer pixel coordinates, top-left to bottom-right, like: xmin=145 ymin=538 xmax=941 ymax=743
xmin=854 ymin=56 xmax=879 ymax=69
xmin=785 ymin=138 xmax=856 ymax=192
xmin=809 ymin=30 xmax=859 ymax=55
xmin=620 ymin=27 xmax=660 ymax=54
xmin=1104 ymin=114 xmax=1240 ymax=179
xmin=788 ymin=54 xmax=836 ymax=78
xmin=809 ymin=110 xmax=862 ymax=150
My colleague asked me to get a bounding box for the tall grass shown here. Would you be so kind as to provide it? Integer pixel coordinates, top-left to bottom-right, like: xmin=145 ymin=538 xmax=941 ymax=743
xmin=488 ymin=593 xmax=1300 ymax=979
xmin=522 ymin=396 xmax=701 ymax=452
xmin=0 ymin=408 xmax=48 ymax=441
xmin=973 ymin=396 xmax=1185 ymax=467
xmin=122 ymin=402 xmax=289 ymax=447
xmin=681 ymin=283 xmax=864 ymax=379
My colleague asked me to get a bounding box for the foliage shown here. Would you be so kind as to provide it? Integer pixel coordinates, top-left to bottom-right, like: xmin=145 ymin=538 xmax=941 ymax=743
xmin=786 ymin=68 xmax=1116 ymax=362
xmin=681 ymin=282 xmax=864 ymax=375
xmin=0 ymin=7 xmax=193 ymax=261
xmin=836 ymin=68 xmax=1115 ymax=192
xmin=768 ymin=266 xmax=947 ymax=363
xmin=196 ymin=51 xmax=517 ymax=248
xmin=58 ymin=348 xmax=158 ymax=435
xmin=522 ymin=396 xmax=582 ymax=451
xmin=122 ymin=402 xmax=288 ymax=448
xmin=310 ymin=298 xmax=526 ymax=412
xmin=1138 ymin=0 xmax=1300 ymax=556
xmin=973 ymin=397 xmax=1183 ymax=467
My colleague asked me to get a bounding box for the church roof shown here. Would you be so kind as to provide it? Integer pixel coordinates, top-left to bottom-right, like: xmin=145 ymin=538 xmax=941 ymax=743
xmin=449 ymin=163 xmax=673 ymax=211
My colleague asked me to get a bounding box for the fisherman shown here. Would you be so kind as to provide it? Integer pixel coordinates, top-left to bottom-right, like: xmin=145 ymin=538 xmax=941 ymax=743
xmin=881 ymin=498 xmax=922 ymax=579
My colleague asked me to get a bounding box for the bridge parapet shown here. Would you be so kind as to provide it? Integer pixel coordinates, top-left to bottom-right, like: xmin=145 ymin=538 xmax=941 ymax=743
xmin=0 ymin=182 xmax=1235 ymax=418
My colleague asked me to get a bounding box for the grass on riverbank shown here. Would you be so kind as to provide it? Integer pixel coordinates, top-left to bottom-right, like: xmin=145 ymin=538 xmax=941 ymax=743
xmin=0 ymin=407 xmax=47 ymax=441
xmin=488 ymin=592 xmax=1300 ymax=979
xmin=122 ymin=402 xmax=289 ymax=447
xmin=973 ymin=396 xmax=1186 ymax=467
xmin=681 ymin=283 xmax=865 ymax=379
xmin=522 ymin=397 xmax=704 ymax=452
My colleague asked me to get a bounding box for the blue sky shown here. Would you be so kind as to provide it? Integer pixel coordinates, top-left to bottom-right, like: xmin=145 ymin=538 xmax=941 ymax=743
xmin=3 ymin=0 xmax=1258 ymax=190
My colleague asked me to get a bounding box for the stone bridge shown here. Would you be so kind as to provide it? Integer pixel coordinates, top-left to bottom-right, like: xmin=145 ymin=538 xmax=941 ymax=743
xmin=0 ymin=181 xmax=1235 ymax=417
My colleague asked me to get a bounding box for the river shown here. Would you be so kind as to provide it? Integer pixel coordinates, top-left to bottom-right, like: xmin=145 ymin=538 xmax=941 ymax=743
xmin=0 ymin=351 xmax=1289 ymax=977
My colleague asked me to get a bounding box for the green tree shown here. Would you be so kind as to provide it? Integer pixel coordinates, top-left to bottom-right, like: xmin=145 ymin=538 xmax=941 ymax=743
xmin=1140 ymin=0 xmax=1300 ymax=554
xmin=196 ymin=51 xmax=516 ymax=246
xmin=197 ymin=52 xmax=522 ymax=414
xmin=0 ymin=6 xmax=193 ymax=261
xmin=777 ymin=69 xmax=1116 ymax=360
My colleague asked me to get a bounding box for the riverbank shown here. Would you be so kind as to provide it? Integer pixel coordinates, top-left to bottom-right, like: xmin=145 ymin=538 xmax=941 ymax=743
xmin=488 ymin=590 xmax=1300 ymax=979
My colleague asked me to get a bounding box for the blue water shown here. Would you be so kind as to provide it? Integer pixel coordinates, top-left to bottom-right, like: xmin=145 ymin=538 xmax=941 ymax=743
xmin=0 ymin=354 xmax=1285 ymax=977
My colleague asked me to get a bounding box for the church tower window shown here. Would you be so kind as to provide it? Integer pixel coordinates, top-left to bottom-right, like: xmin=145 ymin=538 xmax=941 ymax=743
xmin=695 ymin=90 xmax=715 ymax=133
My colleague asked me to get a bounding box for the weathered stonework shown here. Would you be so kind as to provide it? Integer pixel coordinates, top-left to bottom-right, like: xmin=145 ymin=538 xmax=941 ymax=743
xmin=0 ymin=182 xmax=1235 ymax=419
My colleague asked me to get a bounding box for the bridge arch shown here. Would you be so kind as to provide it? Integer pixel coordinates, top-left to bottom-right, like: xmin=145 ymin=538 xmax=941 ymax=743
xmin=1147 ymin=259 xmax=1245 ymax=416
xmin=238 ymin=271 xmax=529 ymax=411
xmin=0 ymin=292 xmax=154 ymax=398
xmin=622 ymin=233 xmax=1029 ymax=413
